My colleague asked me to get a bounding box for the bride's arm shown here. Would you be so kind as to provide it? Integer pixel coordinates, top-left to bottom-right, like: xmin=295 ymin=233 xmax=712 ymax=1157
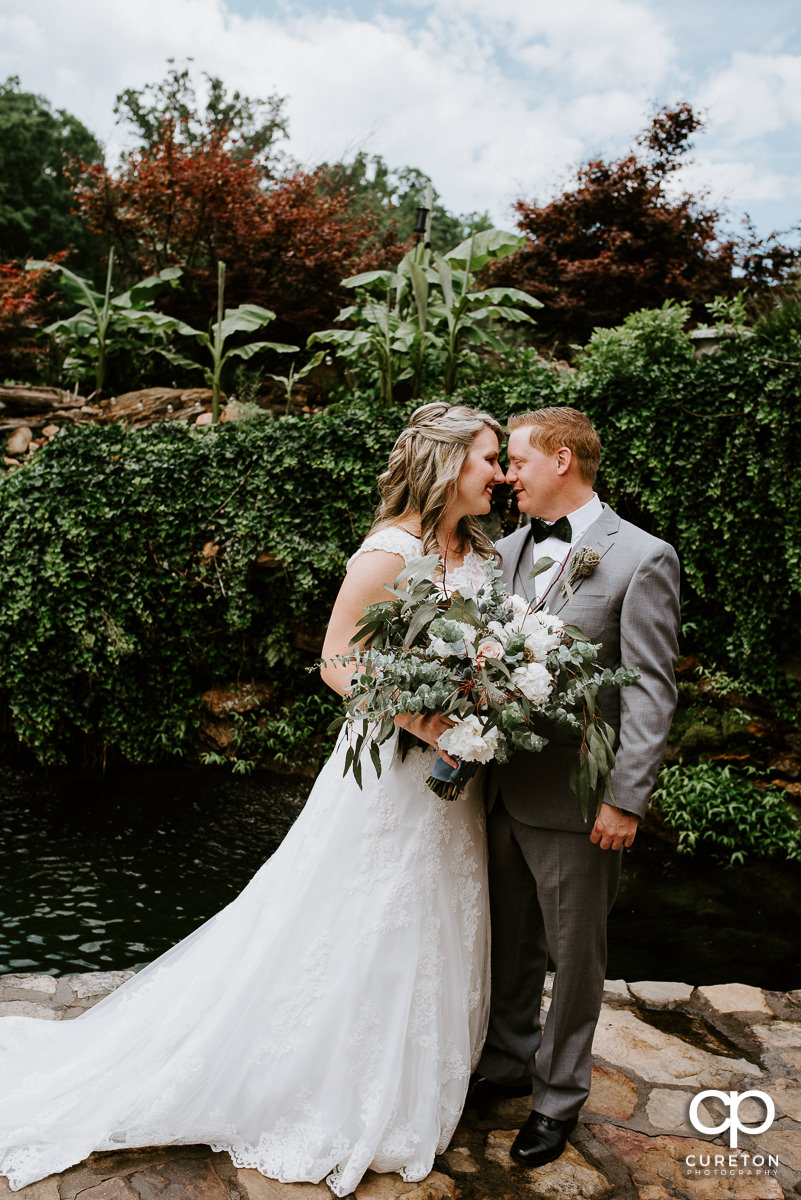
xmin=320 ymin=550 xmax=455 ymax=758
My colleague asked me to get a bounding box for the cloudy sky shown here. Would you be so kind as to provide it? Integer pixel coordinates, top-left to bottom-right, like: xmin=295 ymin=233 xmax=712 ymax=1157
xmin=2 ymin=0 xmax=800 ymax=243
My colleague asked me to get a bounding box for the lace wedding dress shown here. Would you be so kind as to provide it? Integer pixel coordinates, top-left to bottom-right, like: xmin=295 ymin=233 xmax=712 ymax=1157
xmin=0 ymin=530 xmax=490 ymax=1196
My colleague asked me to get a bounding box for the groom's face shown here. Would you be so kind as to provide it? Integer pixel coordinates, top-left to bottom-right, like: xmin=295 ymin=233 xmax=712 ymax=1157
xmin=505 ymin=427 xmax=560 ymax=519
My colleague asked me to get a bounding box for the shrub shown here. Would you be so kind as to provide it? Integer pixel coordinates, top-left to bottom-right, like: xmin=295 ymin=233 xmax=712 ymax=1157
xmin=461 ymin=303 xmax=801 ymax=697
xmin=652 ymin=762 xmax=801 ymax=866
xmin=0 ymin=406 xmax=406 ymax=767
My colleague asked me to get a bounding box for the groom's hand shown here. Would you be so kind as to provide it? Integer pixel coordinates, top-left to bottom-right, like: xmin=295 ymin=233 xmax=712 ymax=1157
xmin=590 ymin=803 xmax=639 ymax=851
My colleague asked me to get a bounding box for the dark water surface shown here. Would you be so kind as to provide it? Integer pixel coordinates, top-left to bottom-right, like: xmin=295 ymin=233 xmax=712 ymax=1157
xmin=2 ymin=756 xmax=800 ymax=989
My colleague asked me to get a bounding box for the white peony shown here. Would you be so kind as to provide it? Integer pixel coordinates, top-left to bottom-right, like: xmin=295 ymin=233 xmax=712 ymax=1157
xmin=511 ymin=611 xmax=564 ymax=663
xmin=511 ymin=662 xmax=554 ymax=707
xmin=438 ymin=715 xmax=501 ymax=764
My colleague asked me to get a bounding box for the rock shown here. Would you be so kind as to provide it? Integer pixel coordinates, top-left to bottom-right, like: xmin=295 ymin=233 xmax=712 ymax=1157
xmin=195 ymin=412 xmax=214 ymax=426
xmin=201 ymin=682 xmax=273 ymax=718
xmin=354 ymin=1169 xmax=455 ymax=1199
xmin=788 ymin=989 xmax=801 ymax=1008
xmin=235 ymin=1172 xmax=331 ymax=1199
xmin=697 ymin=983 xmax=773 ymax=1014
xmin=3 ymin=456 xmax=20 ymax=467
xmin=591 ymin=1007 xmax=761 ymax=1086
xmin=602 ymin=978 xmax=629 ymax=1004
xmin=757 ymin=1130 xmax=801 ymax=1173
xmin=749 ymin=1020 xmax=801 ymax=1070
xmin=487 ymin=1093 xmax=531 ymax=1124
xmin=0 ymin=1173 xmax=60 ymax=1198
xmin=770 ymin=1076 xmax=801 ymax=1121
xmin=41 ymin=424 xmax=60 ymax=438
xmin=219 ymin=401 xmax=247 ymax=423
xmin=62 ymin=970 xmax=134 ymax=1001
xmin=126 ymin=1158 xmax=231 ymax=1200
xmin=0 ymin=1000 xmax=59 ymax=1020
xmin=645 ymin=1088 xmax=697 ymax=1134
xmin=629 ymin=980 xmax=693 ymax=1008
xmin=485 ymin=1131 xmax=613 ymax=1197
xmin=6 ymin=425 xmax=32 ymax=454
xmin=1 ymin=974 xmax=58 ymax=1004
xmin=441 ymin=1147 xmax=479 ymax=1173
xmin=75 ymin=1179 xmax=140 ymax=1198
xmin=586 ymin=1065 xmax=638 ymax=1119
xmin=592 ymin=1124 xmax=783 ymax=1198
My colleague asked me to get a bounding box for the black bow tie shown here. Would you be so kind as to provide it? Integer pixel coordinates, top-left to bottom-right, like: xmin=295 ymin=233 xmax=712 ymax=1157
xmin=530 ymin=515 xmax=572 ymax=543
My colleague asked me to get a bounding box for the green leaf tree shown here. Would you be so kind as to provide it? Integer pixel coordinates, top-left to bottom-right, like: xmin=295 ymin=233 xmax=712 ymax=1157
xmin=113 ymin=59 xmax=288 ymax=177
xmin=0 ymin=76 xmax=104 ymax=275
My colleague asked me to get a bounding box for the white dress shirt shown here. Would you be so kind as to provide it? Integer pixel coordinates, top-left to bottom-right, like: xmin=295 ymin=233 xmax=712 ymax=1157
xmin=530 ymin=494 xmax=604 ymax=604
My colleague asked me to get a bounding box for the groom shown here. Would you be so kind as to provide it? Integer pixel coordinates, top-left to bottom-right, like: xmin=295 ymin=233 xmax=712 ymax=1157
xmin=470 ymin=407 xmax=680 ymax=1167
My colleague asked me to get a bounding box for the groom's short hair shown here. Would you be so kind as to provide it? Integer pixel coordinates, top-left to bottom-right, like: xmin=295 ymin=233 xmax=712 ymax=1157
xmin=508 ymin=407 xmax=601 ymax=485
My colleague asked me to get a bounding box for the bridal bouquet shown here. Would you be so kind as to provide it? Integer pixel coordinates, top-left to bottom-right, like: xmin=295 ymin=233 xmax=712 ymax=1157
xmin=329 ymin=555 xmax=638 ymax=818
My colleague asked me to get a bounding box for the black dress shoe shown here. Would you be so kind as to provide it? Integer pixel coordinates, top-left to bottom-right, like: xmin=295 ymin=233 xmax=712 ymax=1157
xmin=464 ymin=1073 xmax=531 ymax=1109
xmin=510 ymin=1110 xmax=578 ymax=1167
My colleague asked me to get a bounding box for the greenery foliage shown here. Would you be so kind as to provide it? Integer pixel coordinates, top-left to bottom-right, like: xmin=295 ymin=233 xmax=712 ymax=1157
xmin=0 ymin=408 xmax=404 ymax=767
xmin=652 ymin=762 xmax=801 ymax=865
xmin=27 ymin=249 xmax=183 ymax=395
xmin=489 ymin=104 xmax=801 ymax=356
xmin=459 ymin=300 xmax=801 ymax=696
xmin=310 ymin=229 xmax=541 ymax=401
xmin=0 ymin=76 xmax=103 ymax=273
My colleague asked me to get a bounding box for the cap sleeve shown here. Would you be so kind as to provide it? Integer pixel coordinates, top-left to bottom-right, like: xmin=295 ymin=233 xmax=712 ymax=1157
xmin=346 ymin=528 xmax=423 ymax=571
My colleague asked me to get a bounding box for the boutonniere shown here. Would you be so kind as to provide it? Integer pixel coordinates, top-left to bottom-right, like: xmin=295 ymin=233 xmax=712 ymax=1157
xmin=562 ymin=546 xmax=601 ymax=601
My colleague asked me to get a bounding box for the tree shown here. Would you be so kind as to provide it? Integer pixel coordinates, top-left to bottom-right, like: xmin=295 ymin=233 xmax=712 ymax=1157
xmin=75 ymin=69 xmax=407 ymax=344
xmin=0 ymin=77 xmax=103 ymax=273
xmin=316 ymin=153 xmax=492 ymax=253
xmin=0 ymin=258 xmax=60 ymax=382
xmin=491 ymin=104 xmax=744 ymax=355
xmin=114 ymin=60 xmax=288 ymax=178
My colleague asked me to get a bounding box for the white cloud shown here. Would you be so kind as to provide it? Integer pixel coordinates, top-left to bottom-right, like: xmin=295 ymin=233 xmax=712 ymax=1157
xmin=0 ymin=0 xmax=798 ymax=240
xmin=698 ymin=51 xmax=801 ymax=141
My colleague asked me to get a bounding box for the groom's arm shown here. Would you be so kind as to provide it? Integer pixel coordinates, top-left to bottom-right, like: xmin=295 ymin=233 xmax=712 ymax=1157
xmin=597 ymin=540 xmax=681 ymax=829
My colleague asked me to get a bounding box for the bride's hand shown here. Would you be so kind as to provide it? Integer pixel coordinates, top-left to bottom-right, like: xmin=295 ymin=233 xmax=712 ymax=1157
xmin=394 ymin=712 xmax=459 ymax=767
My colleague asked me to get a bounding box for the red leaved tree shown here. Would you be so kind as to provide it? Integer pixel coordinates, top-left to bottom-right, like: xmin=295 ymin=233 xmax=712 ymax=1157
xmin=75 ymin=132 xmax=406 ymax=345
xmin=0 ymin=256 xmax=64 ymax=382
xmin=491 ymin=105 xmax=745 ymax=355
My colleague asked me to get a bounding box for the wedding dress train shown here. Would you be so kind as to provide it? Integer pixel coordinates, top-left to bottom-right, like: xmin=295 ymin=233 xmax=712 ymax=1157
xmin=0 ymin=531 xmax=490 ymax=1196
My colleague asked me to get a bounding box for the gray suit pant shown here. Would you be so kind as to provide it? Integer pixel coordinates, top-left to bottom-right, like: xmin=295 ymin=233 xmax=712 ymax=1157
xmin=478 ymin=798 xmax=622 ymax=1120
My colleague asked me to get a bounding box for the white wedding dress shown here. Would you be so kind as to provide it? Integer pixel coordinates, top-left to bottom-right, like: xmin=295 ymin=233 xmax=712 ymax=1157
xmin=0 ymin=530 xmax=490 ymax=1196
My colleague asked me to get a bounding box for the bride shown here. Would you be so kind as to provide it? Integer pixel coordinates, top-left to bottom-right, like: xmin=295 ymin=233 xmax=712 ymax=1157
xmin=0 ymin=401 xmax=505 ymax=1196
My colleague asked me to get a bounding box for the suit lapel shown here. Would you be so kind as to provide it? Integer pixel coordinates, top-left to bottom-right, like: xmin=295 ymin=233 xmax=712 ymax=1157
xmin=503 ymin=527 xmax=535 ymax=597
xmin=548 ymin=505 xmax=619 ymax=616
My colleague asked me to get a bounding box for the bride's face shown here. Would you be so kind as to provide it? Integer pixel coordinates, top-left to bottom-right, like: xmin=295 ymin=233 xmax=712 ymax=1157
xmin=453 ymin=427 xmax=504 ymax=517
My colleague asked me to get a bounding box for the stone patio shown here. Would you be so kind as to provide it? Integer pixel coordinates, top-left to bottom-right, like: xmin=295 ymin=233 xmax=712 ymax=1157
xmin=1 ymin=972 xmax=799 ymax=1199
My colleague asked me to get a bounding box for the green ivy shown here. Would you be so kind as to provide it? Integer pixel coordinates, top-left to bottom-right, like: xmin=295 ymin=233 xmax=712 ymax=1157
xmin=1 ymin=301 xmax=799 ymax=769
xmin=461 ymin=310 xmax=801 ymax=698
xmin=0 ymin=404 xmax=408 ymax=766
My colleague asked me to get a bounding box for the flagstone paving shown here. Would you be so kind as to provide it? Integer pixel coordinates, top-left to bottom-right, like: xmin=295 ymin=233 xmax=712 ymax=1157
xmin=1 ymin=971 xmax=799 ymax=1199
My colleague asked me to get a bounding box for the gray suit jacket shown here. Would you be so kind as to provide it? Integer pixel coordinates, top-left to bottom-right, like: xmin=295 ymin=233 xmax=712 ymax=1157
xmin=490 ymin=505 xmax=680 ymax=832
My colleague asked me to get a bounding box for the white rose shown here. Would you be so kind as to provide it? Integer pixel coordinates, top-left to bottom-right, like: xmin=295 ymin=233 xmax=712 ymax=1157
xmin=511 ymin=662 xmax=554 ymax=707
xmin=438 ymin=715 xmax=501 ymax=764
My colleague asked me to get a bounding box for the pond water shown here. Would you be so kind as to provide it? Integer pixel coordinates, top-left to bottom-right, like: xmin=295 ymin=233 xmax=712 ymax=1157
xmin=2 ymin=755 xmax=800 ymax=990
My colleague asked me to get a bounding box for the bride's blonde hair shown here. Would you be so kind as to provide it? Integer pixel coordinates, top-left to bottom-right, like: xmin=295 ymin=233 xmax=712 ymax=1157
xmin=370 ymin=401 xmax=503 ymax=561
